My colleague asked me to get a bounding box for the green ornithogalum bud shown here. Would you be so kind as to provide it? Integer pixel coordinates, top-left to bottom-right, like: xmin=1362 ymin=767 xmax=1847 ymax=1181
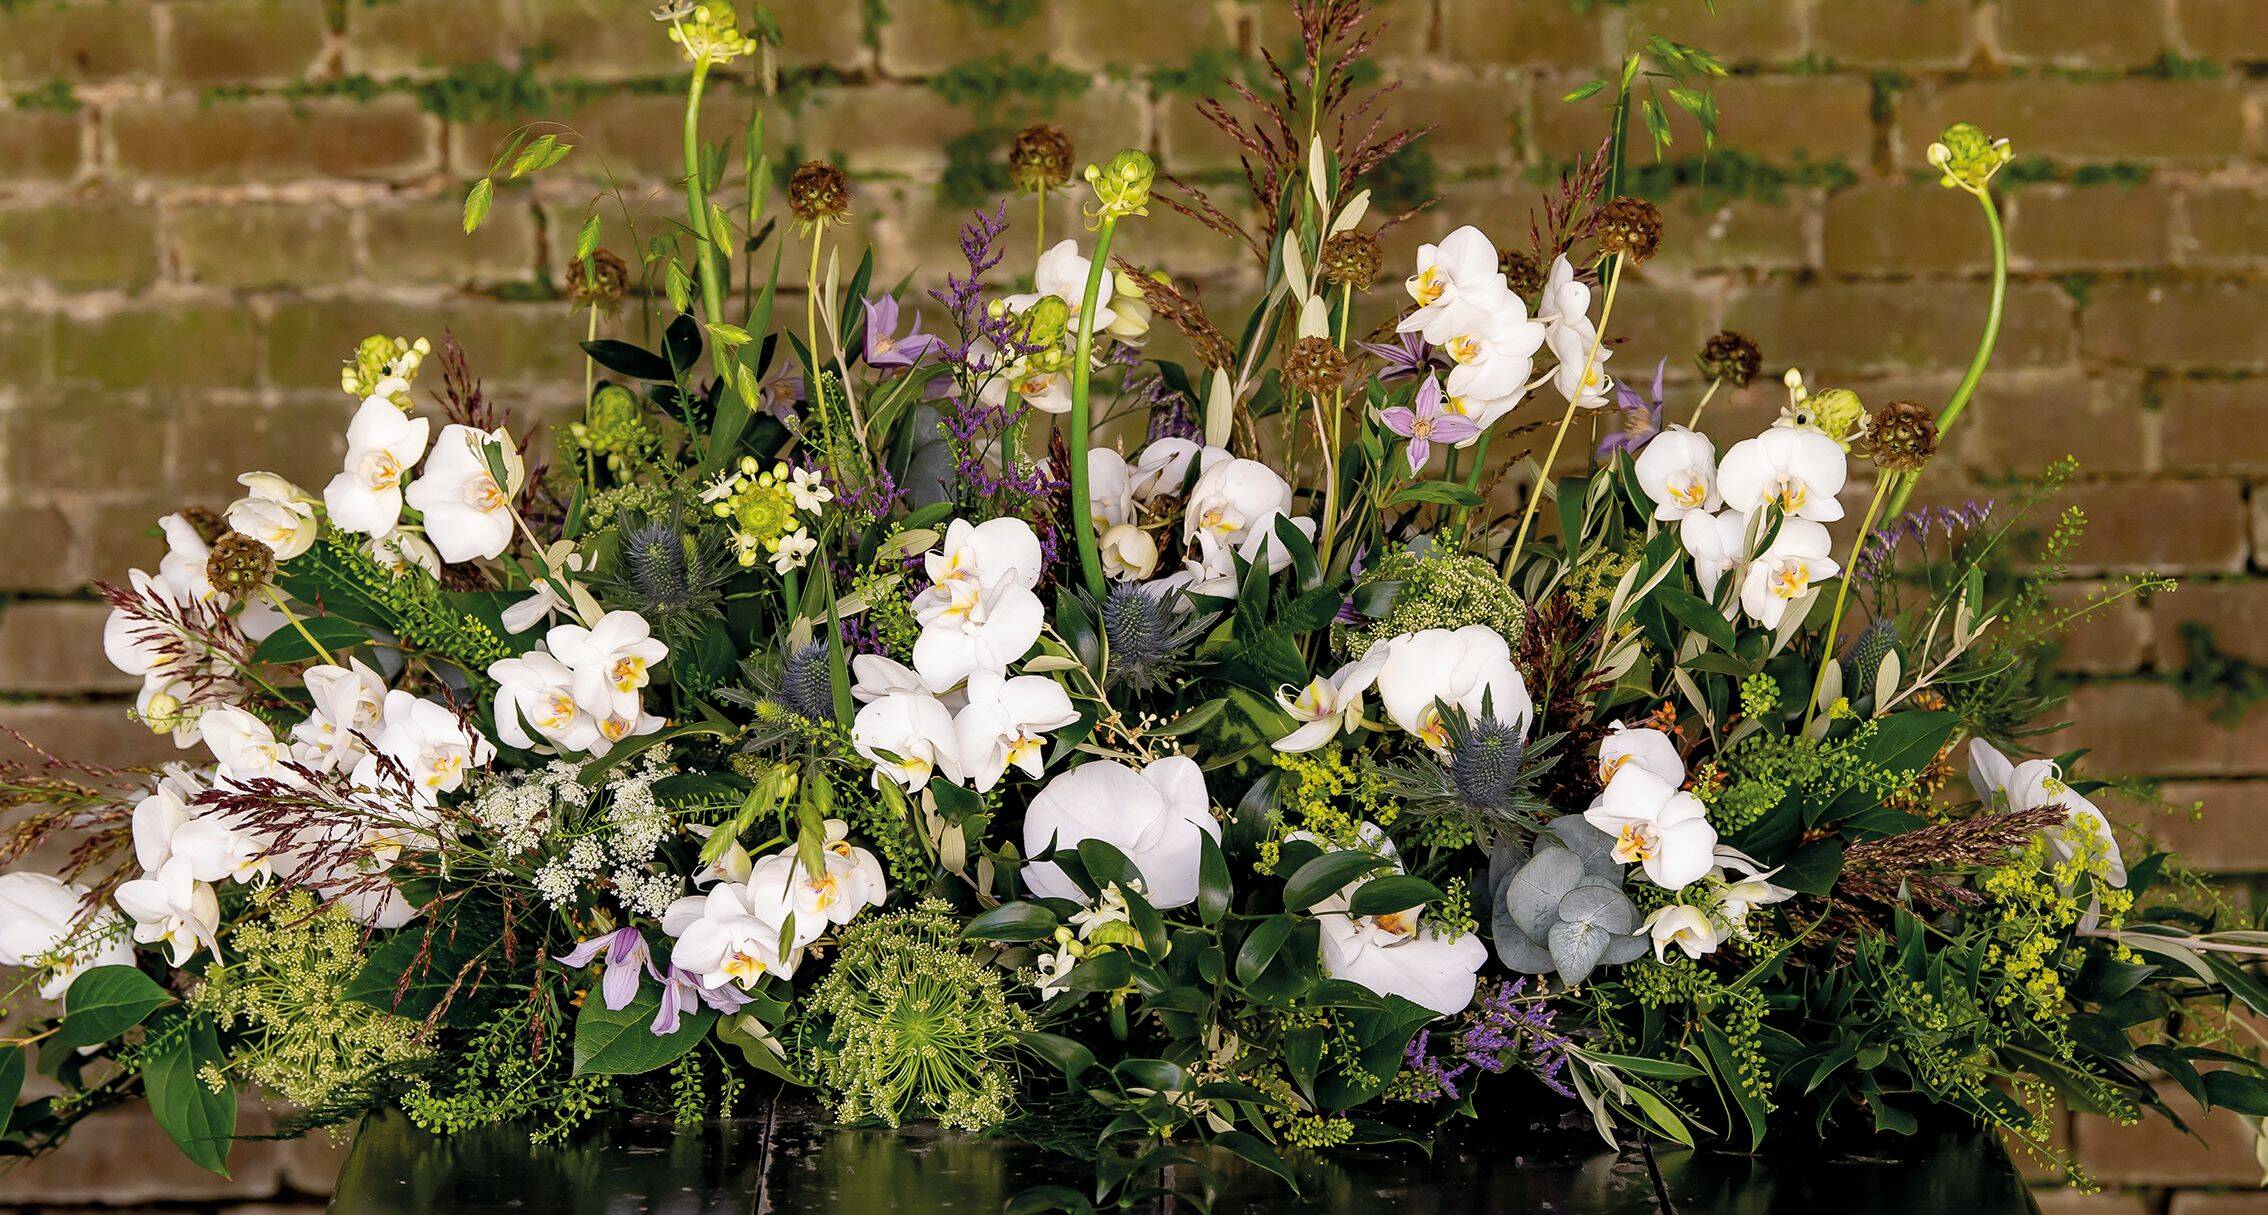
xmin=1696 ymin=330 xmax=1763 ymax=388
xmin=342 ymin=334 xmax=431 ymax=407
xmin=1007 ymin=124 xmax=1075 ymax=195
xmin=1085 ymin=921 xmax=1144 ymax=951
xmin=1860 ymin=400 xmax=1940 ymax=474
xmin=1780 ymin=373 xmax=1870 ymax=450
xmin=1019 ymin=295 xmax=1072 ymax=348
xmin=206 ymin=529 xmax=276 ymax=597
xmin=1928 ymin=122 xmax=2012 ymax=193
xmin=662 ymin=0 xmax=756 ymax=65
xmin=1083 ymin=149 xmax=1156 ymax=225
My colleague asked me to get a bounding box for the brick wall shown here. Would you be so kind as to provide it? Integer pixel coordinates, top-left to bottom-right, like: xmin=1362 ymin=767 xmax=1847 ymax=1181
xmin=1 ymin=0 xmax=2264 ymax=1210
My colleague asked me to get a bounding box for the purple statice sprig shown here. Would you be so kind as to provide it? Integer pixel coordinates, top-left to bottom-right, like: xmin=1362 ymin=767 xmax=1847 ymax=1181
xmin=1402 ymin=977 xmax=1576 ymax=1102
xmin=929 ymin=201 xmax=1011 ymax=348
xmin=1855 ymin=499 xmax=1996 ymax=582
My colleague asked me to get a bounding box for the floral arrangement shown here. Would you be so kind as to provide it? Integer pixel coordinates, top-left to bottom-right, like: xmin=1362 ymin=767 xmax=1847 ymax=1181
xmin=4 ymin=0 xmax=2267 ymax=1202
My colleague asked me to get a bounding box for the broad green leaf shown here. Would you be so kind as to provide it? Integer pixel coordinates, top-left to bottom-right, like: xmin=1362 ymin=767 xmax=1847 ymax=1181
xmin=0 ymin=1045 xmax=22 ymax=1139
xmin=1015 ymin=1031 xmax=1097 ymax=1079
xmin=143 ymin=1013 xmax=235 ymax=1176
xmin=247 ymin=616 xmax=370 ymax=666
xmin=1281 ymin=850 xmax=1394 ymax=912
xmin=572 ymin=987 xmax=714 ymax=1076
xmin=964 ymin=902 xmax=1059 ymax=943
xmin=1196 ymin=832 xmax=1231 ymax=927
xmin=1346 ymin=875 xmax=1444 ymax=918
xmin=59 ymin=965 xmax=172 ymax=1050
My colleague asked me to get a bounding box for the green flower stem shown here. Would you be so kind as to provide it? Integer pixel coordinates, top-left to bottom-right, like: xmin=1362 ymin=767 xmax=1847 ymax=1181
xmin=1803 ymin=473 xmax=1890 ymax=732
xmin=1066 ymin=215 xmax=1120 ymax=599
xmin=1455 ymin=428 xmax=1493 ymax=546
xmin=261 ymin=584 xmax=338 ymax=667
xmin=1884 ymin=185 xmax=2005 ymax=518
xmin=682 ymin=57 xmax=729 ymax=334
xmin=1685 ymin=377 xmax=1723 ymax=429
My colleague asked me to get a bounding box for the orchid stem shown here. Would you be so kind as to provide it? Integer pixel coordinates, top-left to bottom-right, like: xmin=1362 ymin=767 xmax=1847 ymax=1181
xmin=1804 ymin=475 xmax=1891 ymax=732
xmin=261 ymin=584 xmax=337 ymax=667
xmin=1885 ymin=185 xmax=2004 ymax=518
xmin=1505 ymin=257 xmax=1623 ymax=578
xmin=1686 ymin=377 xmax=1723 ymax=430
xmin=1066 ymin=214 xmax=1120 ymax=599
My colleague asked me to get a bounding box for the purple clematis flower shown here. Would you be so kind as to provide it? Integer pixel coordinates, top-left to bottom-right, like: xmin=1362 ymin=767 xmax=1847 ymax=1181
xmin=1358 ymin=331 xmax=1436 ymax=382
xmin=1380 ymin=375 xmax=1481 ymax=474
xmin=556 ymin=927 xmax=655 ymax=1012
xmin=1595 ymin=358 xmax=1669 ymax=461
xmin=863 ymin=295 xmax=945 ymax=369
xmin=652 ymin=964 xmax=750 ymax=1035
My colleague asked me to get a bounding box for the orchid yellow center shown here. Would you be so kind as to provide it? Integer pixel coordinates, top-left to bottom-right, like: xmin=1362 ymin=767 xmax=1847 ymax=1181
xmin=1600 ymin=753 xmax=1631 ymax=782
xmin=539 ymin=693 xmax=577 ymax=729
xmin=1417 ymin=708 xmax=1450 ymax=751
xmin=1667 ymin=472 xmax=1709 ymax=508
xmin=359 ymin=450 xmax=405 ymax=490
xmin=611 ymin=655 xmax=648 ymax=693
xmin=1372 ymin=910 xmax=1413 ymax=937
xmin=1006 ymin=734 xmax=1043 ymax=768
xmin=600 ymin=715 xmax=634 ymax=741
xmin=805 ymin=872 xmax=841 ymax=910
xmin=723 ymin=950 xmax=767 ymax=983
xmin=466 ymin=474 xmax=507 ymax=513
xmin=1767 ymin=475 xmax=1809 ymax=512
xmin=1612 ymin=823 xmax=1657 ymax=864
xmin=1770 ymin=560 xmax=1812 ymax=600
xmin=1200 ymin=507 xmax=1234 ymax=533
xmin=424 ymin=751 xmax=465 ymax=787
xmin=1411 ymin=265 xmax=1446 ymax=306
xmin=1447 ymin=334 xmax=1482 ymax=363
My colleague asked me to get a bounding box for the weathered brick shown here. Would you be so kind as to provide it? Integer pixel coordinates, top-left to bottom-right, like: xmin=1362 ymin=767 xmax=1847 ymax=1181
xmin=873 ymin=0 xmax=1036 ymax=77
xmin=162 ymin=0 xmax=329 ymax=86
xmin=0 ymin=698 xmax=186 ymax=768
xmin=2009 ymin=183 xmax=2175 ymax=271
xmin=1056 ymin=0 xmax=1241 ymax=72
xmin=2169 ymin=1191 xmax=2268 ymax=1214
xmin=363 ymin=197 xmax=540 ymax=286
xmin=1964 ymin=370 xmax=2152 ymax=478
xmin=0 ymin=0 xmax=160 ymax=85
xmin=2050 ymin=681 xmax=2268 ymax=777
xmin=0 ymin=109 xmax=87 ymax=183
xmin=2153 ymin=579 xmax=2268 ymax=667
xmin=0 ymin=600 xmax=134 ymax=693
xmin=522 ymin=0 xmax=692 ymax=78
xmin=1999 ymin=0 xmax=2169 ymax=66
xmin=2031 ymin=1190 xmax=2153 ymax=1215
xmin=2181 ymin=184 xmax=2268 ymax=267
xmin=1811 ymin=0 xmax=1974 ymax=69
xmin=344 ymin=0 xmax=527 ymax=73
xmin=790 ymin=80 xmax=1144 ymax=179
xmin=2159 ymin=378 xmax=2268 ymax=473
xmin=0 ymin=200 xmax=160 ymax=292
xmin=2132 ymin=781 xmax=2268 ymax=873
xmin=1385 ymin=78 xmax=1522 ymax=171
xmin=0 ymin=1103 xmax=301 ymax=1203
xmin=265 ymin=299 xmax=585 ymax=390
xmin=172 ymin=202 xmax=358 ymax=290
xmin=168 ymin=397 xmax=349 ymax=503
xmin=109 ymin=97 xmax=438 ymax=183
xmin=2074 ymin=1085 xmax=2265 ymax=1186
xmin=1647 ymin=194 xmax=1815 ymax=274
xmin=1253 ymin=0 xmax=1430 ymax=59
xmin=1823 ymin=180 xmax=1990 ymax=275
xmin=52 ymin=304 xmax=263 ymax=392
xmin=1722 ymin=280 xmax=2074 ymax=377
xmin=1439 ymin=0 xmax=1599 ymax=67
xmin=1534 ymin=74 xmax=1875 ymax=165
xmin=2173 ymin=0 xmax=2268 ymax=59
xmin=2048 ymin=580 xmax=2153 ymax=675
xmin=1904 ymin=80 xmax=2245 ymax=164
xmin=0 ymin=500 xmax=86 ymax=593
xmin=1611 ymin=0 xmax=1804 ymax=64
xmin=2083 ymin=280 xmax=2268 ymax=370
xmin=3 ymin=395 xmax=172 ymax=495
xmin=2058 ymin=478 xmax=2248 ymax=574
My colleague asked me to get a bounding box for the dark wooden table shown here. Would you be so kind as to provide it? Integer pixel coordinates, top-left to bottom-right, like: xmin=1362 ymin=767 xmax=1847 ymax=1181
xmin=328 ymin=1093 xmax=2039 ymax=1213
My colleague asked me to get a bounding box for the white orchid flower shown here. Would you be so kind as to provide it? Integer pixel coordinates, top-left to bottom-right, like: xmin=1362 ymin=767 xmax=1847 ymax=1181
xmin=1633 ymin=426 xmax=1722 ymax=520
xmin=976 ymin=349 xmax=1075 ymax=414
xmin=1005 ymin=239 xmax=1117 ymax=333
xmin=1099 ymin=524 xmax=1160 ymax=581
xmin=1179 ymin=509 xmax=1317 ymax=599
xmin=1088 ymin=448 xmax=1138 ymax=528
xmin=1022 ymin=756 xmax=1220 ymax=909
xmin=114 ymin=857 xmax=221 ymax=967
xmin=201 ymin=704 xmax=294 ymax=785
xmin=0 ymin=872 xmax=135 ymax=999
xmin=1717 ymin=426 xmax=1848 ymax=523
xmin=772 ymin=820 xmax=889 ymax=929
xmin=852 ymin=690 xmax=966 ymax=791
xmin=1182 ymin=457 xmax=1299 ymax=555
xmin=1300 ymin=823 xmax=1485 ymax=1017
xmin=911 ymin=581 xmax=1045 ymax=691
xmin=1441 ymin=299 xmax=1546 ymax=405
xmin=1583 ymin=766 xmax=1718 ymax=892
xmin=1547 ymin=317 xmax=1614 ymax=410
xmin=366 ymin=531 xmax=443 ymax=579
xmin=156 ymin=513 xmax=222 ymax=605
xmin=920 ymin=517 xmax=1044 ymax=601
xmin=403 ymin=423 xmax=524 ymax=564
xmin=1599 ymin=721 xmax=1685 ymax=788
xmin=1738 ymin=516 xmax=1838 ymax=629
xmin=1535 ymin=254 xmax=1593 ymax=331
xmin=352 ymin=690 xmax=495 ymax=808
xmin=290 ymin=658 xmax=389 ymax=774
xmin=546 ymin=611 xmax=669 ymax=725
xmin=225 ymin=472 xmax=320 ymax=560
xmin=954 ymin=669 xmax=1079 ymax=792
xmin=1128 ymin=437 xmax=1227 ymax=503
xmin=1968 ymin=739 xmax=2127 ymax=887
xmin=1641 ymin=903 xmax=1720 ymax=962
xmin=131 ymin=766 xmax=207 ymax=874
xmin=168 ymin=811 xmax=273 ymax=887
xmin=1274 ymin=650 xmax=1386 ymax=753
xmin=1397 ymin=226 xmax=1512 ymax=344
xmin=490 ymin=651 xmax=600 ymax=755
xmin=1711 ymin=847 xmax=1798 ymax=936
xmin=665 ymin=876 xmax=808 ymax=990
xmin=1679 ymin=509 xmax=1752 ymax=606
xmin=1371 ymin=626 xmax=1532 ymax=752
xmin=851 ymin=653 xmax=936 ymax=703
xmin=323 ymin=395 xmax=431 ymax=538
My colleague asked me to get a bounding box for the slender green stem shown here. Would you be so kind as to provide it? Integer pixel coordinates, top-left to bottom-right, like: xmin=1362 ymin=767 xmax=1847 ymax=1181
xmin=261 ymin=584 xmax=337 ymax=667
xmin=1066 ymin=216 xmax=1120 ymax=598
xmin=582 ymin=307 xmax=599 ymax=485
xmin=682 ymin=58 xmax=728 ymax=332
xmin=1455 ymin=429 xmax=1493 ymax=547
xmin=1885 ymin=186 xmax=2005 ymax=518
xmin=1804 ymin=475 xmax=1891 ymax=731
xmin=1685 ymin=377 xmax=1723 ymax=429
xmin=1034 ymin=188 xmax=1046 ymax=266
xmin=1504 ymin=258 xmax=1623 ymax=577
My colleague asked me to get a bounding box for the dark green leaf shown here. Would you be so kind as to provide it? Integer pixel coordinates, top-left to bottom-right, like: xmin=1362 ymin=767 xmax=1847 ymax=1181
xmin=1346 ymin=875 xmax=1445 ymax=917
xmin=0 ymin=1045 xmax=21 ymax=1140
xmin=1016 ymin=1031 xmax=1097 ymax=1080
xmin=1234 ymin=916 xmax=1296 ymax=986
xmin=247 ymin=616 xmax=370 ymax=666
xmin=1213 ymin=1129 xmax=1300 ymax=1191
xmin=2204 ymin=1069 xmax=2268 ymax=1117
xmin=1387 ymin=480 xmax=1483 ymax=509
xmin=964 ymin=902 xmax=1059 ymax=943
xmin=572 ymin=987 xmax=714 ymax=1076
xmin=59 ymin=965 xmax=172 ymax=1050
xmin=1654 ymin=584 xmax=1739 ymax=652
xmin=143 ymin=1013 xmax=234 ymax=1176
xmin=1196 ymin=832 xmax=1231 ymax=927
xmin=580 ymin=339 xmax=674 ymax=381
xmin=1281 ymin=850 xmax=1394 ymax=911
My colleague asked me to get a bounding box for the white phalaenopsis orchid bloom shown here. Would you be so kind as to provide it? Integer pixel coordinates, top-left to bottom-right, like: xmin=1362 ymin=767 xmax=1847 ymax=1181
xmin=665 ymin=875 xmax=809 ymax=990
xmin=1005 ymin=239 xmax=1117 ymax=333
xmin=954 ymin=669 xmax=1079 ymax=792
xmin=1302 ymin=823 xmax=1487 ymax=1017
xmin=1967 ymin=739 xmax=2127 ymax=887
xmin=1641 ymin=903 xmax=1720 ymax=962
xmin=1716 ymin=426 xmax=1848 ymax=523
xmin=226 ymin=472 xmax=321 ymax=560
xmin=157 ymin=513 xmax=223 ymax=606
xmin=852 ymin=690 xmax=966 ymax=791
xmin=772 ymin=820 xmax=889 ymax=928
xmin=1099 ymin=524 xmax=1160 ymax=581
xmin=1022 ymin=756 xmax=1220 ymax=909
xmin=1182 ymin=457 xmax=1300 ymax=556
xmin=323 ymin=395 xmax=431 ymax=538
xmin=0 ymin=871 xmax=135 ymax=999
xmin=499 ymin=551 xmax=587 ymax=634
xmin=911 ymin=580 xmax=1046 ymax=691
xmin=850 ymin=653 xmax=935 ymax=704
xmin=546 ymin=610 xmax=669 ymax=725
xmin=1583 ymin=766 xmax=1718 ymax=892
xmin=290 ymin=658 xmax=388 ymax=774
xmin=1547 ymin=317 xmax=1614 ymax=410
xmin=1711 ymin=847 xmax=1798 ymax=936
xmin=1441 ymin=299 xmax=1546 ymax=405
xmin=168 ymin=810 xmax=274 ymax=887
xmin=1371 ymin=626 xmax=1531 ymax=752
xmin=1599 ymin=721 xmax=1685 ymax=788
xmin=103 ymin=569 xmax=225 ymax=749
xmin=490 ymin=651 xmax=599 ymax=754
xmin=920 ymin=517 xmax=1044 ymax=602
xmin=1535 ymin=254 xmax=1593 ymax=332
xmin=1087 ymin=448 xmax=1138 ymax=529
xmin=365 ymin=531 xmax=442 ymax=579
xmin=1738 ymin=516 xmax=1838 ymax=629
xmin=131 ymin=766 xmax=207 ymax=874
xmin=1273 ymin=650 xmax=1386 ymax=753
xmin=201 ymin=704 xmax=294 ymax=784
xmin=114 ymin=858 xmax=221 ymax=967
xmin=404 ymin=423 xmax=525 ymax=563
xmin=1128 ymin=437 xmax=1225 ymax=503
xmin=352 ymin=690 xmax=495 ymax=808
xmin=1633 ymin=426 xmax=1722 ymax=520
xmin=1398 ymin=226 xmax=1512 ymax=344
xmin=1679 ymin=509 xmax=1752 ymax=605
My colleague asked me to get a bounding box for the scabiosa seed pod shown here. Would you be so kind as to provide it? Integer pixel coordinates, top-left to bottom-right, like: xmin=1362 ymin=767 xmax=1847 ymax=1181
xmin=178 ymin=505 xmax=227 ymax=546
xmin=206 ymin=530 xmax=275 ymax=597
xmin=1500 ymin=249 xmax=1545 ymax=299
xmin=1320 ymin=230 xmax=1383 ymax=290
xmin=1594 ymin=195 xmax=1663 ymax=265
xmin=570 ymin=249 xmax=631 ymax=312
xmin=1862 ymin=400 xmax=1940 ymax=473
xmin=1284 ymin=335 xmax=1349 ymax=398
xmin=787 ymin=161 xmax=852 ymax=229
xmin=1696 ymin=330 xmax=1763 ymax=388
xmin=1007 ymin=124 xmax=1074 ymax=195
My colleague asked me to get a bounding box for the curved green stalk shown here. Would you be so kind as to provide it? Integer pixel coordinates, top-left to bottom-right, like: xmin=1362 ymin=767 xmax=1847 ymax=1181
xmin=682 ymin=59 xmax=729 ymax=334
xmin=1885 ymin=186 xmax=2005 ymax=517
xmin=1066 ymin=216 xmax=1120 ymax=599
